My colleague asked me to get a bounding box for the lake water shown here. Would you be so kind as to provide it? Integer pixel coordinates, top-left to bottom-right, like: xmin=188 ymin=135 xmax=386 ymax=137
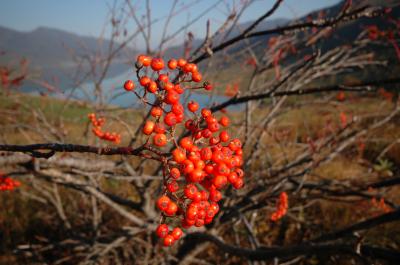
xmin=68 ymin=70 xmax=243 ymax=111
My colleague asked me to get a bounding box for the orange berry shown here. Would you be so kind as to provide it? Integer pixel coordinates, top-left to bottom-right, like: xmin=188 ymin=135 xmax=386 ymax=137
xmin=151 ymin=58 xmax=165 ymax=71
xmin=147 ymin=81 xmax=158 ymax=93
xmin=137 ymin=54 xmax=151 ymax=67
xmin=192 ymin=72 xmax=202 ymax=82
xmin=124 ymin=80 xmax=135 ymax=91
xmin=150 ymin=106 xmax=163 ymax=117
xmin=142 ymin=120 xmax=155 ymax=135
xmin=168 ymin=59 xmax=178 ymax=69
xmin=177 ymin=58 xmax=187 ymax=68
xmin=172 ymin=148 xmax=186 ymax=163
xmin=139 ymin=76 xmax=151 ymax=86
xmin=187 ymin=101 xmax=199 ymax=112
xmin=153 ymin=133 xmax=167 ymax=146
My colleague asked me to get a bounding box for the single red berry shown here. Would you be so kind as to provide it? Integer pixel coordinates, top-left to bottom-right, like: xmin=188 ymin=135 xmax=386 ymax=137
xmin=168 ymin=59 xmax=178 ymax=69
xmin=192 ymin=72 xmax=202 ymax=82
xmin=180 ymin=137 xmax=193 ymax=150
xmin=139 ymin=76 xmax=151 ymax=86
xmin=150 ymin=106 xmax=163 ymax=118
xmin=186 ymin=206 xmax=198 ymax=220
xmin=171 ymin=103 xmax=184 ymax=115
xmin=172 ymin=148 xmax=186 ymax=163
xmin=151 ymin=58 xmax=165 ymax=71
xmin=165 ymin=91 xmax=180 ymax=105
xmin=232 ymin=178 xmax=244 ymax=189
xmin=213 ymin=174 xmax=228 ymax=189
xmin=163 ymin=234 xmax=175 ymax=247
xmin=219 ymin=116 xmax=230 ymax=127
xmin=184 ymin=184 xmax=198 ymax=199
xmin=165 ymin=201 xmax=178 ymax=216
xmin=170 ymin=167 xmax=181 ymax=179
xmin=142 ymin=120 xmax=155 ymax=135
xmin=188 ymin=169 xmax=204 ymax=182
xmin=174 ymin=84 xmax=184 ymax=94
xmin=167 ymin=180 xmax=179 ymax=193
xmin=171 ymin=227 xmax=183 ymax=240
xmin=188 ymin=101 xmax=199 ymax=112
xmin=201 ymin=108 xmax=212 ymax=118
xmin=181 ymin=159 xmax=194 ymax=174
xmin=124 ymin=80 xmax=135 ymax=91
xmin=177 ymin=58 xmax=187 ymax=68
xmin=156 ymin=224 xmax=169 ymax=238
xmin=164 ymin=112 xmax=177 ymax=126
xmin=204 ymin=82 xmax=213 ymax=90
xmin=137 ymin=54 xmax=151 ymax=67
xmin=147 ymin=81 xmax=158 ymax=93
xmin=158 ymin=73 xmax=169 ymax=83
xmin=157 ymin=195 xmax=170 ymax=211
xmin=219 ymin=131 xmax=230 ymax=142
xmin=163 ymin=82 xmax=174 ymax=91
xmin=153 ymin=133 xmax=167 ymax=146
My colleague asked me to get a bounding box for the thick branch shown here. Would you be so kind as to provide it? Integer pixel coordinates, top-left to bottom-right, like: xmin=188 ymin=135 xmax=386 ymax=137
xmin=181 ymin=232 xmax=400 ymax=262
xmin=0 ymin=143 xmax=161 ymax=161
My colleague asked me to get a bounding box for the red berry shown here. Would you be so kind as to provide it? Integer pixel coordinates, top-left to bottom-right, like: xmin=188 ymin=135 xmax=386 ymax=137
xmin=219 ymin=116 xmax=230 ymax=127
xmin=165 ymin=91 xmax=180 ymax=105
xmin=181 ymin=159 xmax=194 ymax=174
xmin=168 ymin=59 xmax=178 ymax=69
xmin=153 ymin=133 xmax=167 ymax=146
xmin=164 ymin=112 xmax=177 ymax=126
xmin=167 ymin=180 xmax=179 ymax=193
xmin=171 ymin=227 xmax=183 ymax=240
xmin=213 ymin=175 xmax=228 ymax=189
xmin=184 ymin=184 xmax=198 ymax=199
xmin=163 ymin=235 xmax=175 ymax=247
xmin=188 ymin=169 xmax=204 ymax=182
xmin=180 ymin=137 xmax=193 ymax=150
xmin=124 ymin=80 xmax=135 ymax=91
xmin=219 ymin=131 xmax=230 ymax=142
xmin=188 ymin=101 xmax=199 ymax=112
xmin=165 ymin=201 xmax=178 ymax=216
xmin=177 ymin=58 xmax=187 ymax=68
xmin=156 ymin=224 xmax=169 ymax=238
xmin=201 ymin=108 xmax=212 ymax=118
xmin=192 ymin=72 xmax=202 ymax=82
xmin=170 ymin=167 xmax=181 ymax=179
xmin=150 ymin=106 xmax=163 ymax=117
xmin=137 ymin=54 xmax=151 ymax=67
xmin=151 ymin=58 xmax=165 ymax=71
xmin=157 ymin=195 xmax=170 ymax=211
xmin=172 ymin=103 xmax=184 ymax=115
xmin=158 ymin=73 xmax=169 ymax=83
xmin=186 ymin=206 xmax=198 ymax=220
xmin=139 ymin=76 xmax=151 ymax=86
xmin=172 ymin=148 xmax=186 ymax=163
xmin=147 ymin=81 xmax=158 ymax=93
xmin=142 ymin=121 xmax=155 ymax=135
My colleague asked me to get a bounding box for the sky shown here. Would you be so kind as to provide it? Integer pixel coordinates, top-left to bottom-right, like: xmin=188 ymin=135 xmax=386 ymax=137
xmin=0 ymin=0 xmax=342 ymax=49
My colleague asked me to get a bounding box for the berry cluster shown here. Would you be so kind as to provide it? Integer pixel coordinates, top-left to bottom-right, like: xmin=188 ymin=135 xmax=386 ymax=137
xmin=122 ymin=55 xmax=245 ymax=247
xmin=271 ymin=192 xmax=288 ymax=221
xmin=88 ymin=113 xmax=121 ymax=144
xmin=0 ymin=173 xmax=21 ymax=191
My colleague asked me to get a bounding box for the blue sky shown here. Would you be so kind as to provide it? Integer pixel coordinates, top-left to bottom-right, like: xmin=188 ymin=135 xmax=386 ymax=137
xmin=0 ymin=0 xmax=341 ymax=49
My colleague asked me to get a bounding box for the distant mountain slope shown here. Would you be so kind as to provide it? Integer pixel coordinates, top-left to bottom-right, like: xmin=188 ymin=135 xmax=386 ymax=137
xmin=0 ymin=26 xmax=136 ymax=92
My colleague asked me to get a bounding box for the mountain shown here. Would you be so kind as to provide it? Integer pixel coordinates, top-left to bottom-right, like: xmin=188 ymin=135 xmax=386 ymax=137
xmin=0 ymin=26 xmax=136 ymax=92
